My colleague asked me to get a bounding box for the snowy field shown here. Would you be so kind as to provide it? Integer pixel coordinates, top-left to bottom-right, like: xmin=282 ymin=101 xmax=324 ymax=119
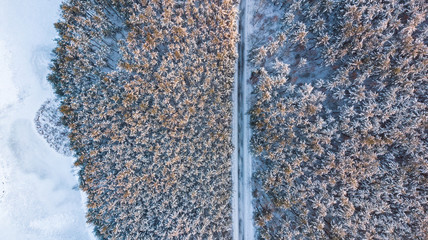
xmin=0 ymin=0 xmax=94 ymax=239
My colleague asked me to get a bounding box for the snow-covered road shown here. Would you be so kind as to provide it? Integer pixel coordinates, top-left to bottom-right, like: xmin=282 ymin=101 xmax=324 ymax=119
xmin=233 ymin=0 xmax=255 ymax=239
xmin=0 ymin=1 xmax=94 ymax=239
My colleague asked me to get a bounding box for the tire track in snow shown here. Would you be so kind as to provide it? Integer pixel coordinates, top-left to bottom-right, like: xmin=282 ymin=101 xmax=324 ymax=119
xmin=235 ymin=0 xmax=254 ymax=238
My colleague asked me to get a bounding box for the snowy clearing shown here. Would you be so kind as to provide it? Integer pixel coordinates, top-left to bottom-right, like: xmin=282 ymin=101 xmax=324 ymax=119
xmin=0 ymin=0 xmax=94 ymax=239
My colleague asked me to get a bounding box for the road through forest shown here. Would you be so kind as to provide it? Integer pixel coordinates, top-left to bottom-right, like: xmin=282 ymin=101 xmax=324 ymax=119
xmin=235 ymin=0 xmax=255 ymax=238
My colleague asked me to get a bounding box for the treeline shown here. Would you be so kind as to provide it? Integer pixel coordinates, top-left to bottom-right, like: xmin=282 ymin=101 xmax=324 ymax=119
xmin=35 ymin=99 xmax=72 ymax=156
xmin=250 ymin=0 xmax=427 ymax=239
xmin=49 ymin=0 xmax=238 ymax=239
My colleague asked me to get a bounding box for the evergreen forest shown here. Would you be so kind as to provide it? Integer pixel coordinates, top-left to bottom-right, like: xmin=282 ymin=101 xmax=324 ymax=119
xmin=49 ymin=0 xmax=238 ymax=238
xmin=250 ymin=0 xmax=427 ymax=238
xmin=46 ymin=0 xmax=427 ymax=239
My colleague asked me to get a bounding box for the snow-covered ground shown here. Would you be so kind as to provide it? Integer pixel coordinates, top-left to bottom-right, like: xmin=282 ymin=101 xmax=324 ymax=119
xmin=233 ymin=0 xmax=255 ymax=238
xmin=0 ymin=0 xmax=94 ymax=239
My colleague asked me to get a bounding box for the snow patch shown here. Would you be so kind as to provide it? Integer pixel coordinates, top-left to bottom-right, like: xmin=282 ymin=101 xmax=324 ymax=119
xmin=0 ymin=0 xmax=94 ymax=239
xmin=31 ymin=46 xmax=54 ymax=90
xmin=0 ymin=41 xmax=19 ymax=111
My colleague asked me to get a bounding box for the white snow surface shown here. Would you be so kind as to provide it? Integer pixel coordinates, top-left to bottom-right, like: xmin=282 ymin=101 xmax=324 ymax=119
xmin=233 ymin=0 xmax=255 ymax=238
xmin=0 ymin=0 xmax=95 ymax=239
xmin=241 ymin=0 xmax=255 ymax=238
